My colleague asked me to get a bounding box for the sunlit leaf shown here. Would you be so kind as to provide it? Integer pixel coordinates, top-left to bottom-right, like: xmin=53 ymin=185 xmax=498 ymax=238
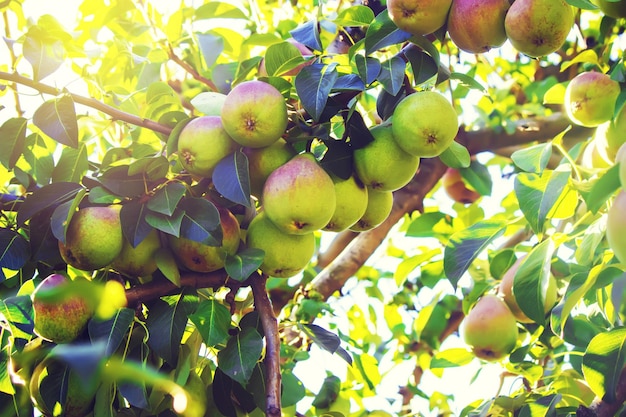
xmin=217 ymin=327 xmax=263 ymax=386
xmin=583 ymin=328 xmax=626 ymax=402
xmin=147 ymin=182 xmax=187 ymax=217
xmin=0 ymin=117 xmax=27 ymax=170
xmin=440 ymin=141 xmax=471 ymax=169
xmin=511 ymin=143 xmax=553 ymax=173
xmin=364 ymin=9 xmax=412 ymax=54
xmin=23 ymin=32 xmax=64 ymax=81
xmin=225 ymin=248 xmax=264 ymax=282
xmin=264 ymin=41 xmax=306 ymax=76
xmin=430 ymin=348 xmax=475 ymax=368
xmin=334 ymin=5 xmax=374 ymax=26
xmin=189 ymin=299 xmax=232 ymax=347
xmin=51 ymin=143 xmax=89 ymax=183
xmin=32 ymin=95 xmax=78 ymax=148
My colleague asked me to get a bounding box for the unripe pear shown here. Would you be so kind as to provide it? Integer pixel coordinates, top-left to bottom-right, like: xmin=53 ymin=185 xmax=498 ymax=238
xmin=504 ymin=0 xmax=574 ymax=58
xmin=354 ymin=123 xmax=420 ymax=191
xmin=606 ymin=190 xmax=626 ymax=263
xmin=447 ymin=0 xmax=510 ymax=53
xmin=324 ymin=174 xmax=369 ymax=232
xmin=616 ymin=143 xmax=626 ymax=191
xmin=391 ymin=91 xmax=459 ymax=158
xmin=111 ymin=228 xmax=161 ymax=278
xmin=442 ymin=168 xmax=480 ymax=204
xmin=242 ymin=139 xmax=296 ymax=199
xmin=220 ymin=80 xmax=288 ymax=148
xmin=177 ymin=116 xmax=239 ymax=178
xmin=59 ymin=205 xmax=123 ymax=271
xmin=596 ymin=103 xmax=626 ymax=160
xmin=169 ymin=207 xmax=241 ymax=272
xmin=565 ymin=71 xmax=620 ymax=128
xmin=349 ymin=188 xmax=394 ymax=232
xmin=246 ymin=211 xmax=315 ymax=278
xmin=387 ymin=0 xmax=453 ymax=36
xmin=262 ymin=153 xmax=336 ymax=234
xmin=593 ymin=0 xmax=626 ymax=18
xmin=460 ymin=294 xmax=518 ymax=361
xmin=31 ymin=274 xmax=94 ymax=344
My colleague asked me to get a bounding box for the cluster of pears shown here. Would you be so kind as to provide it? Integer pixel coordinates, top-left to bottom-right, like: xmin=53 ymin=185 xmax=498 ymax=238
xmin=387 ymin=0 xmax=580 ymax=57
xmin=460 ymin=255 xmax=558 ymax=361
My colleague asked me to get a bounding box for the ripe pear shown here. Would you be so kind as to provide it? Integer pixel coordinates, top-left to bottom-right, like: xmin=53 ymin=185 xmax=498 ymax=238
xmin=31 ymin=274 xmax=94 ymax=344
xmin=177 ymin=116 xmax=239 ymax=178
xmin=349 ymin=188 xmax=394 ymax=232
xmin=59 ymin=205 xmax=123 ymax=271
xmin=447 ymin=0 xmax=510 ymax=53
xmin=354 ymin=123 xmax=420 ymax=191
xmin=324 ymin=174 xmax=369 ymax=232
xmin=111 ymin=228 xmax=161 ymax=278
xmin=442 ymin=168 xmax=480 ymax=204
xmin=245 ymin=211 xmax=315 ymax=278
xmin=220 ymin=80 xmax=288 ymax=148
xmin=504 ymin=0 xmax=574 ymax=58
xmin=262 ymin=153 xmax=336 ymax=234
xmin=593 ymin=0 xmax=626 ymax=18
xmin=169 ymin=206 xmax=241 ymax=272
xmin=497 ymin=255 xmax=558 ymax=323
xmin=387 ymin=0 xmax=453 ymax=36
xmin=460 ymin=294 xmax=518 ymax=361
xmin=565 ymin=71 xmax=621 ymax=128
xmin=242 ymin=139 xmax=296 ymax=199
xmin=606 ymin=190 xmax=626 ymax=263
xmin=391 ymin=91 xmax=459 ymax=158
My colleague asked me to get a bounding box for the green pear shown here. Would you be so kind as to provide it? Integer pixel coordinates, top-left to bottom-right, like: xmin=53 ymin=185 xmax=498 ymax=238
xmin=111 ymin=228 xmax=161 ymax=278
xmin=391 ymin=91 xmax=459 ymax=158
xmin=460 ymin=294 xmax=518 ymax=361
xmin=242 ymin=139 xmax=296 ymax=199
xmin=177 ymin=115 xmax=239 ymax=178
xmin=354 ymin=123 xmax=420 ymax=191
xmin=169 ymin=206 xmax=241 ymax=272
xmin=596 ymin=103 xmax=626 ymax=160
xmin=565 ymin=71 xmax=621 ymax=128
xmin=504 ymin=0 xmax=574 ymax=58
xmin=262 ymin=153 xmax=336 ymax=234
xmin=606 ymin=190 xmax=626 ymax=263
xmin=59 ymin=205 xmax=124 ymax=271
xmin=324 ymin=174 xmax=369 ymax=232
xmin=220 ymin=80 xmax=288 ymax=148
xmin=31 ymin=274 xmax=94 ymax=344
xmin=349 ymin=188 xmax=394 ymax=232
xmin=447 ymin=0 xmax=510 ymax=53
xmin=387 ymin=0 xmax=453 ymax=36
xmin=245 ymin=211 xmax=315 ymax=278
xmin=593 ymin=0 xmax=626 ymax=18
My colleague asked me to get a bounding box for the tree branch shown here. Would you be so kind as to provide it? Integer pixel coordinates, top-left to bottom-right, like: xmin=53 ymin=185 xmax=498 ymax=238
xmin=167 ymin=45 xmax=220 ymax=92
xmin=0 ymin=71 xmax=173 ymax=136
xmin=578 ymin=367 xmax=626 ymax=417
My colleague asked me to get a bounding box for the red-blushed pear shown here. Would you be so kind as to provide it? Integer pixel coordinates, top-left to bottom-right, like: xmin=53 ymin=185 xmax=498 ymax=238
xmin=245 ymin=211 xmax=315 ymax=278
xmin=460 ymin=294 xmax=518 ymax=361
xmin=177 ymin=116 xmax=239 ymax=178
xmin=242 ymin=139 xmax=296 ymax=199
xmin=387 ymin=0 xmax=453 ymax=36
xmin=606 ymin=190 xmax=626 ymax=263
xmin=262 ymin=153 xmax=336 ymax=235
xmin=258 ymin=38 xmax=314 ymax=77
xmin=168 ymin=206 xmax=241 ymax=272
xmin=504 ymin=0 xmax=574 ymax=58
xmin=497 ymin=255 xmax=558 ymax=323
xmin=353 ymin=123 xmax=420 ymax=191
xmin=565 ymin=71 xmax=621 ymax=128
xmin=59 ymin=205 xmax=124 ymax=271
xmin=111 ymin=228 xmax=161 ymax=278
xmin=447 ymin=0 xmax=510 ymax=53
xmin=391 ymin=91 xmax=459 ymax=158
xmin=593 ymin=0 xmax=626 ymax=17
xmin=31 ymin=274 xmax=94 ymax=344
xmin=442 ymin=168 xmax=480 ymax=204
xmin=349 ymin=188 xmax=394 ymax=232
xmin=220 ymin=80 xmax=288 ymax=148
xmin=323 ymin=174 xmax=369 ymax=232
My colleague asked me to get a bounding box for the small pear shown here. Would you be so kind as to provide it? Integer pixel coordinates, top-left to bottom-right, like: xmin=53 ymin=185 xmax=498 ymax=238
xmin=262 ymin=153 xmax=336 ymax=234
xmin=349 ymin=188 xmax=394 ymax=232
xmin=111 ymin=229 xmax=161 ymax=278
xmin=324 ymin=174 xmax=369 ymax=232
xmin=243 ymin=139 xmax=296 ymax=199
xmin=565 ymin=71 xmax=621 ymax=128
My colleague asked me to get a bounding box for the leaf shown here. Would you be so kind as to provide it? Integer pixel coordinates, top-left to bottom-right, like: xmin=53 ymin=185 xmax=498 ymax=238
xmin=225 ymin=248 xmax=265 ymax=282
xmin=120 ymin=200 xmax=153 ymax=248
xmin=145 ymin=208 xmax=185 ymax=237
xmin=511 ymin=143 xmax=553 ymax=173
xmin=364 ymin=9 xmax=412 ymax=54
xmin=295 ymin=63 xmax=339 ymax=122
xmin=147 ymin=182 xmax=187 ymax=217
xmin=430 ymin=348 xmax=475 ymax=368
xmin=444 ymin=218 xmax=507 ymax=289
xmin=197 ymin=32 xmax=224 ymax=68
xmin=178 ymin=197 xmax=221 ymax=245
xmin=0 ymin=295 xmax=34 ymax=340
xmin=212 ymin=151 xmax=252 ymax=207
xmin=312 ymin=374 xmax=341 ymax=408
xmin=17 ymin=182 xmax=84 ymax=226
xmin=51 ymin=143 xmax=89 ymax=183
xmin=299 ymin=323 xmax=351 ymax=364
xmin=450 ymin=72 xmax=487 ymax=94
xmin=50 ymin=188 xmax=86 ymax=244
xmin=355 ymin=55 xmax=381 ymax=86
xmin=290 ymin=20 xmax=323 ymax=52
xmin=378 ymin=56 xmax=406 ymax=96
xmin=334 ymin=5 xmax=374 ymax=26
xmin=49 ymin=341 xmax=107 ymax=387
xmin=439 ymin=141 xmax=471 ymax=169
xmin=88 ymin=308 xmax=135 ymax=357
xmin=461 ymin=160 xmax=492 ymax=196
xmin=264 ymin=41 xmax=306 ymax=76
xmin=23 ymin=33 xmax=64 ymax=81
xmin=583 ymin=328 xmax=626 ymax=402
xmin=32 ymin=95 xmax=78 ymax=148
xmin=217 ymin=327 xmax=264 ymax=386
xmin=404 ymin=47 xmax=438 ymax=86
xmin=0 ymin=228 xmax=31 ymax=273
xmin=97 ymin=165 xmax=148 ymax=198
xmin=0 ymin=117 xmax=27 ymax=169
xmin=194 ymin=1 xmax=247 ymax=19
xmin=580 ymin=163 xmax=621 ymax=214
xmin=189 ymin=299 xmax=232 ymax=347
xmin=145 ymin=288 xmax=199 ymax=365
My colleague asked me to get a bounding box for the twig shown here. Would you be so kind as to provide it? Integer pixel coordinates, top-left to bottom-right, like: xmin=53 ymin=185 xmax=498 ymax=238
xmin=317 ymin=230 xmax=359 ymax=269
xmin=167 ymin=44 xmax=220 ymax=92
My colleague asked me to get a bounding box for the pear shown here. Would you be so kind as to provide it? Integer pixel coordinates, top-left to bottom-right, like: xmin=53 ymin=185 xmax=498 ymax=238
xmin=565 ymin=71 xmax=621 ymax=128
xmin=354 ymin=123 xmax=420 ymax=191
xmin=59 ymin=205 xmax=124 ymax=271
xmin=606 ymin=190 xmax=626 ymax=263
xmin=324 ymin=174 xmax=369 ymax=232
xmin=111 ymin=228 xmax=161 ymax=278
xmin=593 ymin=0 xmax=626 ymax=18
xmin=242 ymin=139 xmax=296 ymax=199
xmin=387 ymin=0 xmax=453 ymax=36
xmin=595 ymin=103 xmax=626 ymax=161
xmin=447 ymin=0 xmax=510 ymax=53
xmin=442 ymin=168 xmax=480 ymax=204
xmin=349 ymin=188 xmax=394 ymax=232
xmin=504 ymin=0 xmax=574 ymax=58
xmin=262 ymin=153 xmax=336 ymax=234
xmin=460 ymin=294 xmax=518 ymax=361
xmin=245 ymin=211 xmax=315 ymax=278
xmin=177 ymin=116 xmax=239 ymax=178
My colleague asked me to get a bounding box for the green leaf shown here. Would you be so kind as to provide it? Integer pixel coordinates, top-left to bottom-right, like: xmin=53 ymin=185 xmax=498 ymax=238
xmin=147 ymin=182 xmax=187 ymax=217
xmin=120 ymin=200 xmax=153 ymax=248
xmin=50 ymin=188 xmax=86 ymax=244
xmin=439 ymin=141 xmax=471 ymax=169
xmin=299 ymin=324 xmax=351 ymax=364
xmin=378 ymin=56 xmax=406 ymax=96
xmin=32 ymin=95 xmax=78 ymax=148
xmin=404 ymin=47 xmax=438 ymax=86
xmin=189 ymin=299 xmax=232 ymax=347
xmin=145 ymin=208 xmax=185 ymax=236
xmin=450 ymin=72 xmax=487 ymax=94
xmin=155 ymin=247 xmax=181 ymax=287
xmin=217 ymin=327 xmax=264 ymax=386
xmin=23 ymin=33 xmax=64 ymax=81
xmin=17 ymin=182 xmax=84 ymax=226
xmin=580 ymin=163 xmax=620 ymax=214
xmin=444 ymin=218 xmax=507 ymax=289
xmin=334 ymin=5 xmax=374 ymax=26
xmin=51 ymin=143 xmax=89 ymax=183
xmin=583 ymin=328 xmax=626 ymax=402
xmin=312 ymin=374 xmax=341 ymax=408
xmin=430 ymin=348 xmax=475 ymax=368
xmin=225 ymin=248 xmax=265 ymax=282
xmin=364 ymin=9 xmax=412 ymax=54
xmin=97 ymin=165 xmax=147 ymax=198
xmin=264 ymin=41 xmax=306 ymax=76
xmin=355 ymin=55 xmax=381 ymax=86
xmin=405 ymin=211 xmax=451 ymax=238
xmin=0 ymin=228 xmax=31 ymax=274
xmin=194 ymin=1 xmax=247 ymax=19
xmin=0 ymin=296 xmax=34 ymax=340
xmin=212 ymin=150 xmax=252 ymax=207
xmin=295 ymin=63 xmax=338 ymax=122
xmin=461 ymin=160 xmax=492 ymax=196
xmin=0 ymin=117 xmax=27 ymax=170
xmin=511 ymin=143 xmax=553 ymax=173
xmin=178 ymin=197 xmax=221 ymax=245
xmin=88 ymin=308 xmax=136 ymax=357
xmin=290 ymin=20 xmax=323 ymax=52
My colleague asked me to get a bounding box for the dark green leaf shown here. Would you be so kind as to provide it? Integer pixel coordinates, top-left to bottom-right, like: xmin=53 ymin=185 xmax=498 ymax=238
xmin=364 ymin=9 xmax=412 ymax=54
xmin=378 ymin=56 xmax=406 ymax=96
xmin=189 ymin=299 xmax=232 ymax=347
xmin=511 ymin=143 xmax=553 ymax=173
xmin=376 ymin=88 xmax=407 ymax=121
xmin=147 ymin=182 xmax=187 ymax=216
xmin=51 ymin=144 xmax=89 ymax=183
xmin=583 ymin=328 xmax=626 ymax=402
xmin=404 ymin=47 xmax=438 ymax=85
xmin=299 ymin=323 xmax=341 ymax=355
xmin=0 ymin=295 xmax=34 ymax=340
xmin=128 ymin=155 xmax=169 ymax=181
xmin=212 ymin=151 xmax=251 ymax=207
xmin=355 ymin=55 xmax=381 ymax=86
xmin=312 ymin=374 xmax=341 ymax=408
xmin=97 ymin=165 xmax=148 ymax=198
xmin=290 ymin=20 xmax=323 ymax=52
xmin=281 ymin=370 xmax=306 ymax=407
xmin=17 ymin=182 xmax=84 ymax=226
xmin=0 ymin=117 xmax=27 ymax=170
xmin=178 ymin=197 xmax=221 ymax=245
xmin=88 ymin=308 xmax=135 ymax=357
xmin=32 ymin=95 xmax=78 ymax=148
xmin=145 ymin=208 xmax=185 ymax=236
xmin=49 ymin=341 xmax=107 ymax=387
xmin=439 ymin=141 xmax=471 ymax=169
xmin=320 ymin=140 xmax=354 ymax=180
xmin=225 ymin=248 xmax=265 ymax=282
xmin=0 ymin=228 xmax=31 ymax=272
xmin=120 ymin=200 xmax=153 ymax=248
xmin=295 ymin=63 xmax=338 ymax=122
xmin=217 ymin=327 xmax=264 ymax=386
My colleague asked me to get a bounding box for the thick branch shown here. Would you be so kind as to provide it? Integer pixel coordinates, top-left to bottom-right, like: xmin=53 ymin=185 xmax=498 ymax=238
xmin=0 ymin=71 xmax=173 ymax=136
